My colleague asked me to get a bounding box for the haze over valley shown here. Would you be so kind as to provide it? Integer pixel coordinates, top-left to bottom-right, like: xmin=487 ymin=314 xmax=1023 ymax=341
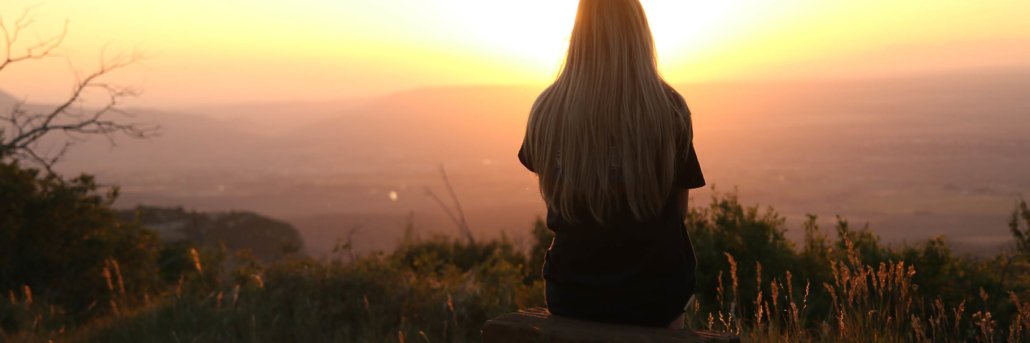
xmin=8 ymin=67 xmax=1029 ymax=258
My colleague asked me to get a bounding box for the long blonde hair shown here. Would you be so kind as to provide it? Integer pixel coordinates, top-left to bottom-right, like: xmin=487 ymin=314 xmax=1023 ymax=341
xmin=524 ymin=0 xmax=691 ymax=224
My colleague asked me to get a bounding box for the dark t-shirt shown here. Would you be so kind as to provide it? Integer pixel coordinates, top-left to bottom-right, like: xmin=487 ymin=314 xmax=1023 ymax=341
xmin=517 ymin=127 xmax=705 ymax=327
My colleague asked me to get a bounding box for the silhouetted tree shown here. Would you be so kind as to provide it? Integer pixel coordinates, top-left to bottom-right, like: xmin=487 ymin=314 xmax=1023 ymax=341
xmin=1012 ymin=198 xmax=1030 ymax=256
xmin=0 ymin=5 xmax=159 ymax=172
xmin=0 ymin=159 xmax=160 ymax=322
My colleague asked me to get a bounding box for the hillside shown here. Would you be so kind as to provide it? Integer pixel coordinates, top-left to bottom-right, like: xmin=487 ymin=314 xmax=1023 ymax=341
xmin=14 ymin=67 xmax=1030 ymax=257
xmin=118 ymin=206 xmax=307 ymax=260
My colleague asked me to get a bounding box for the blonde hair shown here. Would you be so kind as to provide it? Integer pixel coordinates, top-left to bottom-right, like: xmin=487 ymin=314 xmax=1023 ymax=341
xmin=524 ymin=0 xmax=691 ymax=224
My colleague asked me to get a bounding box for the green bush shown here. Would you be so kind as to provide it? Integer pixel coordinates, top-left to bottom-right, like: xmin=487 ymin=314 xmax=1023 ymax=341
xmin=0 ymin=160 xmax=161 ymax=333
xmin=682 ymin=190 xmax=1030 ymax=342
xmin=4 ymin=156 xmax=1030 ymax=342
xmin=72 ymin=236 xmax=544 ymax=343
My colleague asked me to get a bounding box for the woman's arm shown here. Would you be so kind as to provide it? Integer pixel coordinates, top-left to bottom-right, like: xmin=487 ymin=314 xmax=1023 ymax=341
xmin=676 ymin=189 xmax=690 ymax=220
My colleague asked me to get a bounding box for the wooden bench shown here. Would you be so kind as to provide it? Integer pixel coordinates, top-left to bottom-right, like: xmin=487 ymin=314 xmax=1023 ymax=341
xmin=483 ymin=308 xmax=740 ymax=343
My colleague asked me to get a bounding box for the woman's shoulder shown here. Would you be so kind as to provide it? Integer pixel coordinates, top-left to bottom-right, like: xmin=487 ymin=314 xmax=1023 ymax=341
xmin=663 ymin=85 xmax=689 ymax=111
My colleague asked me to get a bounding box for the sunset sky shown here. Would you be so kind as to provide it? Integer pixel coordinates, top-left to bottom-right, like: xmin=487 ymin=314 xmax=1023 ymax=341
xmin=1 ymin=0 xmax=1028 ymax=107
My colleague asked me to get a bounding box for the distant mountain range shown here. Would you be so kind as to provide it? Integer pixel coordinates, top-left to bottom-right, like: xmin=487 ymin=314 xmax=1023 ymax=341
xmin=4 ymin=67 xmax=1030 ymax=257
xmin=0 ymin=89 xmax=17 ymax=108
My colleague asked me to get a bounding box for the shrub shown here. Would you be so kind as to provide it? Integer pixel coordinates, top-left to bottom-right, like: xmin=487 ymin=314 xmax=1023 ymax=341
xmin=0 ymin=160 xmax=160 ymax=333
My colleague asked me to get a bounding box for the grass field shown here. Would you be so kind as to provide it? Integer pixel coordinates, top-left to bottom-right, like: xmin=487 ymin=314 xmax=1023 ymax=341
xmin=4 ymin=192 xmax=1030 ymax=342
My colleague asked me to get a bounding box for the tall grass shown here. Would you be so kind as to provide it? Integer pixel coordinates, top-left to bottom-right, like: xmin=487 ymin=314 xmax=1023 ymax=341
xmin=685 ymin=236 xmax=1030 ymax=342
xmin=2 ymin=232 xmax=545 ymax=343
xmin=4 ymin=192 xmax=1030 ymax=342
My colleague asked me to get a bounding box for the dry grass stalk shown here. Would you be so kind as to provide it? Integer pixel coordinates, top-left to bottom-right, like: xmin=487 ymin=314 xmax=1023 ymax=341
xmin=725 ymin=252 xmax=741 ymax=334
xmin=102 ymin=267 xmax=115 ymax=295
xmin=754 ymin=290 xmax=764 ymax=331
xmin=754 ymin=261 xmax=764 ymax=331
xmin=912 ymin=314 xmax=927 ymax=342
xmin=231 ymin=285 xmax=240 ymax=308
xmin=955 ymin=300 xmax=966 ymax=338
xmin=716 ymin=270 xmax=725 ymax=308
xmin=251 ymin=274 xmax=264 ymax=289
xmin=770 ymin=277 xmax=780 ymax=321
xmin=22 ymin=285 xmax=32 ymax=307
xmin=815 ymin=236 xmax=925 ymax=341
xmin=1009 ymin=291 xmax=1030 ymax=343
xmin=108 ymin=259 xmax=126 ymax=298
xmin=190 ymin=248 xmax=203 ymax=274
xmin=109 ymin=299 xmax=120 ymax=317
xmin=972 ymin=310 xmax=996 ymax=343
xmin=175 ymin=275 xmax=184 ymax=299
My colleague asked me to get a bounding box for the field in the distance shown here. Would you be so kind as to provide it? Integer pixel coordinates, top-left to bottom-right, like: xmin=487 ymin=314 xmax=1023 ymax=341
xmin=17 ymin=67 xmax=1028 ymax=257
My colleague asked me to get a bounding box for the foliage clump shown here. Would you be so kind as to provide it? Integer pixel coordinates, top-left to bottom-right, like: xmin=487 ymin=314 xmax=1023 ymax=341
xmin=683 ymin=191 xmax=1030 ymax=342
xmin=0 ymin=159 xmax=160 ymax=333
xmin=4 ymin=159 xmax=1030 ymax=342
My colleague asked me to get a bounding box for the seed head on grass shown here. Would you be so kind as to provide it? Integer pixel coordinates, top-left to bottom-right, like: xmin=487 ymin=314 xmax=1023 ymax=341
xmin=251 ymin=274 xmax=264 ymax=289
xmin=716 ymin=270 xmax=725 ymax=307
xmin=231 ymin=285 xmax=240 ymax=308
xmin=174 ymin=276 xmax=186 ymax=300
xmin=954 ymin=300 xmax=965 ymax=337
xmin=191 ymin=248 xmax=203 ymax=274
xmin=754 ymin=262 xmax=764 ymax=329
xmin=109 ymin=299 xmax=120 ymax=317
xmin=109 ymin=259 xmax=126 ymax=299
xmin=725 ymin=252 xmax=740 ymax=334
xmin=102 ymin=267 xmax=115 ymax=294
xmin=22 ymin=285 xmax=32 ymax=307
xmin=911 ymin=314 xmax=927 ymax=342
xmin=973 ymin=310 xmax=996 ymax=341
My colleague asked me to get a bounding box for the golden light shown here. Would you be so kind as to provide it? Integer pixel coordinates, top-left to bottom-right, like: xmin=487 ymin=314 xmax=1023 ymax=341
xmin=431 ymin=1 xmax=771 ymax=78
xmin=0 ymin=0 xmax=1026 ymax=105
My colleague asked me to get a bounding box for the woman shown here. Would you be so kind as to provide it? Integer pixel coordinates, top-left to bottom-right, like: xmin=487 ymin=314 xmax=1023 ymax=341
xmin=518 ymin=0 xmax=705 ymax=329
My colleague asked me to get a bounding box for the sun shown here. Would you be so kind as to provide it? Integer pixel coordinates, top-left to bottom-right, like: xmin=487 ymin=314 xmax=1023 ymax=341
xmin=434 ymin=1 xmax=579 ymax=64
xmin=433 ymin=0 xmax=748 ymax=75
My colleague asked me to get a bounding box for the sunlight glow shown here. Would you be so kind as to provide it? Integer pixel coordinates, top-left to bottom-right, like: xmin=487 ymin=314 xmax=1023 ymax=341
xmin=428 ymin=1 xmax=775 ymax=77
xmin=0 ymin=0 xmax=1026 ymax=106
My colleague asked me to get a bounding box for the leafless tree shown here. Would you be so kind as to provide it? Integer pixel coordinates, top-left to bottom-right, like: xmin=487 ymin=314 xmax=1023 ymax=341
xmin=425 ymin=165 xmax=475 ymax=244
xmin=0 ymin=5 xmax=160 ymax=172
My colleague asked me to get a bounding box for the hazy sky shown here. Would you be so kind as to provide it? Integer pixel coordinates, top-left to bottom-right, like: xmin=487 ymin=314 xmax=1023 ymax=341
xmin=1 ymin=0 xmax=1028 ymax=107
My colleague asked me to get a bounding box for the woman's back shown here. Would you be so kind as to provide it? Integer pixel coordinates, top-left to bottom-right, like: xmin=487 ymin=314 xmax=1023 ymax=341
xmin=519 ymin=139 xmax=703 ymax=327
xmin=519 ymin=0 xmax=706 ymax=328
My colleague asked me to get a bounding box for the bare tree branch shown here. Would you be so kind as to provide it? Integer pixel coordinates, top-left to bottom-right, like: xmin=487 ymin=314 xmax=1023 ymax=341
xmin=439 ymin=165 xmax=471 ymax=237
xmin=424 ymin=165 xmax=474 ymax=244
xmin=425 ymin=187 xmax=467 ymax=238
xmin=0 ymin=6 xmax=160 ymax=172
xmin=0 ymin=5 xmax=66 ymax=73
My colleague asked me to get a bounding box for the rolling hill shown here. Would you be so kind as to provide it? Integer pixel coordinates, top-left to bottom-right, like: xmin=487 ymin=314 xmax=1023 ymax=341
xmin=5 ymin=67 xmax=1028 ymax=257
